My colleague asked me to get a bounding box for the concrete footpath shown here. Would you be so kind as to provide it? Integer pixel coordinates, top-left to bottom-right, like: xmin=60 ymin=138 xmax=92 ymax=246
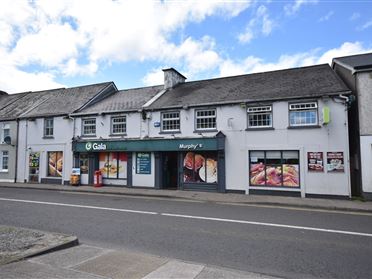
xmin=0 ymin=244 xmax=281 ymax=279
xmin=1 ymin=182 xmax=372 ymax=213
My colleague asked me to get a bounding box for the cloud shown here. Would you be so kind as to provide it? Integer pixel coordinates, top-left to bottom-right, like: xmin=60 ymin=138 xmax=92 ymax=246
xmin=319 ymin=11 xmax=334 ymax=22
xmin=238 ymin=5 xmax=274 ymax=44
xmin=360 ymin=20 xmax=372 ymax=30
xmin=284 ymin=0 xmax=319 ymax=16
xmin=350 ymin=12 xmax=360 ymax=21
xmin=0 ymin=0 xmax=251 ymax=93
xmin=218 ymin=41 xmax=372 ymax=78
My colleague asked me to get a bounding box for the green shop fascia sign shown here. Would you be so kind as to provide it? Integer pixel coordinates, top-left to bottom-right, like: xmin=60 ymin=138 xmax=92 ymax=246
xmin=73 ymin=137 xmax=223 ymax=153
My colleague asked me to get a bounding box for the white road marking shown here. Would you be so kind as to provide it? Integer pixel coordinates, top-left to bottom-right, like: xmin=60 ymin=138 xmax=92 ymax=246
xmin=161 ymin=213 xmax=372 ymax=238
xmin=0 ymin=197 xmax=157 ymax=215
xmin=1 ymin=197 xmax=372 ymax=238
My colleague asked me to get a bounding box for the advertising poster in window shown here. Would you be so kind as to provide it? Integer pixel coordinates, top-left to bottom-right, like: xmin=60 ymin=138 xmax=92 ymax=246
xmin=307 ymin=152 xmax=324 ymax=172
xmin=249 ymin=151 xmax=299 ymax=187
xmin=183 ymin=152 xmax=217 ymax=183
xmin=99 ymin=152 xmax=108 ymax=178
xmin=118 ymin=152 xmax=127 ymax=179
xmin=48 ymin=151 xmax=63 ymax=177
xmin=327 ymin=152 xmax=344 ymax=172
xmin=99 ymin=152 xmax=127 ymax=179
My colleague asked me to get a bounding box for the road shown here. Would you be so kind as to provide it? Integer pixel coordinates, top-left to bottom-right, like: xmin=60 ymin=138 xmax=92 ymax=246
xmin=0 ymin=187 xmax=372 ymax=279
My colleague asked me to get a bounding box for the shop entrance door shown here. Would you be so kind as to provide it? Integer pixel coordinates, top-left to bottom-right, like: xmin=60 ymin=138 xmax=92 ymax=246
xmin=162 ymin=152 xmax=179 ymax=189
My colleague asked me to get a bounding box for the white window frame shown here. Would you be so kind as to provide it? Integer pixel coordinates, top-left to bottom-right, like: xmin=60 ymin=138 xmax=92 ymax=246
xmin=111 ymin=116 xmax=127 ymax=135
xmin=289 ymin=102 xmax=318 ymax=127
xmin=247 ymin=106 xmax=273 ymax=128
xmin=82 ymin=118 xmax=96 ymax=136
xmin=195 ymin=109 xmax=217 ymax=131
xmin=161 ymin=111 xmax=180 ymax=132
xmin=44 ymin=118 xmax=54 ymax=137
xmin=1 ymin=151 xmax=8 ymax=171
xmin=2 ymin=124 xmax=10 ymax=143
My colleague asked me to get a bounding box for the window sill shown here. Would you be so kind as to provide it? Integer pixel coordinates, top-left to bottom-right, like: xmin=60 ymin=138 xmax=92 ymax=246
xmin=245 ymin=127 xmax=274 ymax=131
xmin=193 ymin=129 xmax=218 ymax=133
xmin=109 ymin=133 xmax=127 ymax=137
xmin=287 ymin=125 xmax=321 ymax=129
xmin=159 ymin=131 xmax=181 ymax=134
xmin=43 ymin=136 xmax=54 ymax=139
xmin=80 ymin=135 xmax=97 ymax=138
xmin=0 ymin=170 xmax=8 ymax=173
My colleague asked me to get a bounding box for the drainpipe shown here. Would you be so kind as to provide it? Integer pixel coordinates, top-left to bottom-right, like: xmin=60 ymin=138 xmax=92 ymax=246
xmin=13 ymin=119 xmax=19 ymax=183
xmin=23 ymin=120 xmax=28 ymax=183
xmin=338 ymin=94 xmax=352 ymax=198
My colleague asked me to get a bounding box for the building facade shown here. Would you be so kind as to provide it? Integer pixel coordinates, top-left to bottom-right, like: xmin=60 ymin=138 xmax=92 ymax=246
xmin=333 ymin=53 xmax=372 ymax=199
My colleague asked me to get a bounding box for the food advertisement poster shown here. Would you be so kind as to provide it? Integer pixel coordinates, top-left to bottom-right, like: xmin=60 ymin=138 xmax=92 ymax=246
xmin=99 ymin=152 xmax=127 ymax=179
xmin=327 ymin=152 xmax=344 ymax=172
xmin=48 ymin=151 xmax=63 ymax=177
xmin=250 ymin=160 xmax=299 ymax=188
xmin=307 ymin=152 xmax=324 ymax=172
xmin=183 ymin=152 xmax=217 ymax=183
xmin=29 ymin=152 xmax=40 ymax=167
xmin=136 ymin=152 xmax=151 ymax=174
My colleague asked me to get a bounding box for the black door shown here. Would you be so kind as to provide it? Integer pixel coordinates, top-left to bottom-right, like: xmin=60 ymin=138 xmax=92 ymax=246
xmin=163 ymin=152 xmax=179 ymax=189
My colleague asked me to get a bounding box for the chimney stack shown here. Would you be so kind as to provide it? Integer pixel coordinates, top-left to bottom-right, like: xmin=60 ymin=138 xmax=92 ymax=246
xmin=163 ymin=68 xmax=186 ymax=90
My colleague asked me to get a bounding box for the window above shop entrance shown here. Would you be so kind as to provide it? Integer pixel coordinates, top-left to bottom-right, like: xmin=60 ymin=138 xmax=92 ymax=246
xmin=111 ymin=116 xmax=127 ymax=135
xmin=289 ymin=102 xmax=318 ymax=127
xmin=195 ymin=109 xmax=217 ymax=131
xmin=82 ymin=118 xmax=96 ymax=136
xmin=161 ymin=111 xmax=180 ymax=133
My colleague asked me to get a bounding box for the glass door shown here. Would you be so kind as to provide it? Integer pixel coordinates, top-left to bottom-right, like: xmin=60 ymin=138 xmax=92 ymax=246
xmin=29 ymin=152 xmax=40 ymax=183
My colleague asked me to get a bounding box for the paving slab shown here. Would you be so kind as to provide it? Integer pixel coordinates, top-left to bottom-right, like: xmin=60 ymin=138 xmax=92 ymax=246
xmin=196 ymin=266 xmax=282 ymax=279
xmin=143 ymin=260 xmax=205 ymax=279
xmin=30 ymin=244 xmax=110 ymax=268
xmin=73 ymin=250 xmax=168 ymax=279
xmin=0 ymin=260 xmax=106 ymax=279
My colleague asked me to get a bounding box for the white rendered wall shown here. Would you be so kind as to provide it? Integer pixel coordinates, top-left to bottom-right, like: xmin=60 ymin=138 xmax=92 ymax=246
xmin=360 ymin=136 xmax=372 ymax=193
xmin=17 ymin=117 xmax=74 ymax=183
xmin=132 ymin=152 xmax=155 ymax=187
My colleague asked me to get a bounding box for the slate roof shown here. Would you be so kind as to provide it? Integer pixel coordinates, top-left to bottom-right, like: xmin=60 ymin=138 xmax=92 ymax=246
xmin=0 ymin=82 xmax=114 ymax=121
xmin=332 ymin=52 xmax=372 ymax=73
xmin=148 ymin=64 xmax=351 ymax=110
xmin=73 ymin=85 xmax=163 ymax=115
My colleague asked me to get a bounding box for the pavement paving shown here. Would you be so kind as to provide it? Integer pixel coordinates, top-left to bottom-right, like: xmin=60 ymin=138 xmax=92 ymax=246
xmin=1 ymin=182 xmax=372 ymax=213
xmin=0 ymin=244 xmax=282 ymax=279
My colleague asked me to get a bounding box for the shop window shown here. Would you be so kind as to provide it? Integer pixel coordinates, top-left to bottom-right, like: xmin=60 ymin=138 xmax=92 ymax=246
xmin=79 ymin=154 xmax=89 ymax=174
xmin=161 ymin=111 xmax=180 ymax=132
xmin=249 ymin=150 xmax=299 ymax=187
xmin=247 ymin=106 xmax=272 ymax=128
xmin=195 ymin=109 xmax=216 ymax=130
xmin=2 ymin=124 xmax=10 ymax=142
xmin=1 ymin=151 xmax=8 ymax=171
xmin=289 ymin=102 xmax=318 ymax=127
xmin=48 ymin=151 xmax=63 ymax=177
xmin=44 ymin=118 xmax=54 ymax=137
xmin=183 ymin=152 xmax=218 ymax=183
xmin=111 ymin=116 xmax=126 ymax=135
xmin=99 ymin=152 xmax=127 ymax=179
xmin=82 ymin=118 xmax=96 ymax=136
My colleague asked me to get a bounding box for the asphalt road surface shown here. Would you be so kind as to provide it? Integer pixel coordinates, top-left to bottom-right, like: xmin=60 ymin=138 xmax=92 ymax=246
xmin=0 ymin=187 xmax=372 ymax=279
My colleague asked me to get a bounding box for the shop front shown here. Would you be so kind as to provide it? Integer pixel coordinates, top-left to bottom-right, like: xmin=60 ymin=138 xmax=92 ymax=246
xmin=72 ymin=133 xmax=225 ymax=192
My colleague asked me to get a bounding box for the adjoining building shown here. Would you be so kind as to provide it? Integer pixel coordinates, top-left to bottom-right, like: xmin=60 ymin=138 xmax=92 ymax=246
xmin=71 ymin=65 xmax=352 ymax=197
xmin=332 ymin=52 xmax=372 ymax=199
xmin=14 ymin=82 xmax=118 ymax=184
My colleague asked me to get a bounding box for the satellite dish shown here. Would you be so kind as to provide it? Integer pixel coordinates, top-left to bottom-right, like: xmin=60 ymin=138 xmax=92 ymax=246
xmin=3 ymin=136 xmax=11 ymax=145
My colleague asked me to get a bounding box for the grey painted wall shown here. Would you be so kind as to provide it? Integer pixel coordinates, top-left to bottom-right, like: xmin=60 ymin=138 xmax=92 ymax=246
xmin=357 ymin=72 xmax=372 ymax=136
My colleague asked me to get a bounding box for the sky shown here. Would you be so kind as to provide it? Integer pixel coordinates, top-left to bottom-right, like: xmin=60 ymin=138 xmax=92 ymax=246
xmin=1 ymin=0 xmax=372 ymax=94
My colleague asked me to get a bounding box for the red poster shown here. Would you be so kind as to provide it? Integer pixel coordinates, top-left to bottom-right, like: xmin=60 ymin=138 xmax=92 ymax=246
xmin=307 ymin=152 xmax=324 ymax=172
